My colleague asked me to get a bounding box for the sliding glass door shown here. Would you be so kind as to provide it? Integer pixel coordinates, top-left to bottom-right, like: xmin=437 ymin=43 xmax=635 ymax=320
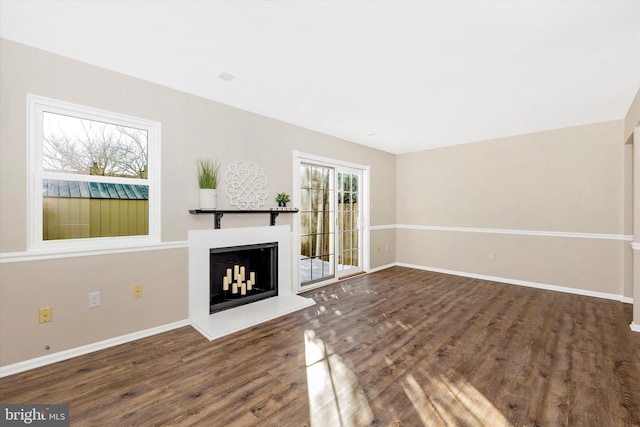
xmin=299 ymin=161 xmax=364 ymax=287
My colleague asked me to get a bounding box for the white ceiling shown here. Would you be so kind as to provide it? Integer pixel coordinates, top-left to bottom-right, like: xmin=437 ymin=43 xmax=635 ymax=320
xmin=1 ymin=1 xmax=639 ymax=154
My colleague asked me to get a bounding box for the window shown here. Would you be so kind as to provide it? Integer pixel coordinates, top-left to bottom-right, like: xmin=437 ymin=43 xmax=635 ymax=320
xmin=28 ymin=95 xmax=160 ymax=251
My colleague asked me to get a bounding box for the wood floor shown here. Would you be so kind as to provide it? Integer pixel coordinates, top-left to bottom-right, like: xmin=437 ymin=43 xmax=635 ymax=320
xmin=1 ymin=267 xmax=639 ymax=426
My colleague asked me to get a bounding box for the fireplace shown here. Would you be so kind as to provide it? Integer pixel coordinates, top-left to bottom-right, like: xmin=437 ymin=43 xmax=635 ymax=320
xmin=209 ymin=242 xmax=278 ymax=313
xmin=189 ymin=225 xmax=315 ymax=341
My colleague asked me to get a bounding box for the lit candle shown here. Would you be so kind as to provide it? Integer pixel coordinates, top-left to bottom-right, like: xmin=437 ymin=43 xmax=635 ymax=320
xmin=250 ymin=271 xmax=255 ymax=284
xmin=232 ymin=282 xmax=238 ymax=294
xmin=223 ymin=276 xmax=229 ymax=291
xmin=247 ymin=280 xmax=253 ymax=291
xmin=240 ymin=266 xmax=246 ymax=281
xmin=241 ymin=282 xmax=247 ymax=295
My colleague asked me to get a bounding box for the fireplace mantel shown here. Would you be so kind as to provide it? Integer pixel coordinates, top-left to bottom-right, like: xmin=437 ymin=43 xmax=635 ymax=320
xmin=188 ymin=225 xmax=314 ymax=341
xmin=189 ymin=208 xmax=298 ymax=229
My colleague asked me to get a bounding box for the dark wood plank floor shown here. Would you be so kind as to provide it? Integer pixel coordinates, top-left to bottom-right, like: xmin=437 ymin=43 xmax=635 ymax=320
xmin=1 ymin=267 xmax=639 ymax=426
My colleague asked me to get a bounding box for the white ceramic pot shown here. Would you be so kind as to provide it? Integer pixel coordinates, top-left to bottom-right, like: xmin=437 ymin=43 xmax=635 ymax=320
xmin=199 ymin=189 xmax=217 ymax=210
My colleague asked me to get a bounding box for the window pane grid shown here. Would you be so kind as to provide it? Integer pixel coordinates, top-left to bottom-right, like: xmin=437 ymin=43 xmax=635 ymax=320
xmin=337 ymin=172 xmax=360 ymax=270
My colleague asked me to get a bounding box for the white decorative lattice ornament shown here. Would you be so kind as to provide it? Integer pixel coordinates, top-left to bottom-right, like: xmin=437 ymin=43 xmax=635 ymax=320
xmin=224 ymin=161 xmax=268 ymax=210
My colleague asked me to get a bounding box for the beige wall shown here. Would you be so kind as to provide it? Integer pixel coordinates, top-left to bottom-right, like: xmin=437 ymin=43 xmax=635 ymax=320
xmin=396 ymin=121 xmax=629 ymax=296
xmin=0 ymin=39 xmax=396 ymax=366
xmin=624 ymin=87 xmax=640 ymax=142
xmin=0 ymin=250 xmax=187 ymax=365
xmin=369 ymin=227 xmax=396 ymax=268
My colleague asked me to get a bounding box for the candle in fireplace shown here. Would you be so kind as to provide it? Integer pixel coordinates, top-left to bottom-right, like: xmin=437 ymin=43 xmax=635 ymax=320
xmin=223 ymin=276 xmax=229 ymax=291
xmin=250 ymin=271 xmax=255 ymax=284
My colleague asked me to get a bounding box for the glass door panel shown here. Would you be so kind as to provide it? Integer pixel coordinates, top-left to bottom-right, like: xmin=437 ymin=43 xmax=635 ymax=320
xmin=299 ymin=162 xmax=363 ymax=286
xmin=300 ymin=163 xmax=334 ymax=285
xmin=337 ymin=169 xmax=362 ymax=277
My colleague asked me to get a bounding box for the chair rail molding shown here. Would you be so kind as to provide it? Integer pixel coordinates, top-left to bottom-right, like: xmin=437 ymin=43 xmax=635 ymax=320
xmin=396 ymin=224 xmax=632 ymax=241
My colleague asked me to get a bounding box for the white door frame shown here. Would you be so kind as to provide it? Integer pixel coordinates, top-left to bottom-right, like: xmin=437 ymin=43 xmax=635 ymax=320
xmin=292 ymin=151 xmax=370 ymax=293
xmin=632 ymin=126 xmax=640 ymax=332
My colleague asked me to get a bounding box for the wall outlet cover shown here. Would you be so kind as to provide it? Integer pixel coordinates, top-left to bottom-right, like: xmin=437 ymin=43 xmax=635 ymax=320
xmin=133 ymin=285 xmax=143 ymax=298
xmin=89 ymin=291 xmax=101 ymax=308
xmin=38 ymin=306 xmax=52 ymax=323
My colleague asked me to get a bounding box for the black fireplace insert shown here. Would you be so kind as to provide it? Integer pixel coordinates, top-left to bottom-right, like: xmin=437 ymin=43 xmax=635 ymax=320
xmin=209 ymin=242 xmax=278 ymax=314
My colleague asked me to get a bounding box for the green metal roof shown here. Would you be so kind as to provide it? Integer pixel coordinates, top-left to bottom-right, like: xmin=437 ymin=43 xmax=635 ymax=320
xmin=43 ymin=180 xmax=148 ymax=200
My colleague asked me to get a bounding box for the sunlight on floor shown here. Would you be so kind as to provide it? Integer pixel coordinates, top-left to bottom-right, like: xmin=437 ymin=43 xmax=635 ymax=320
xmin=401 ymin=372 xmax=510 ymax=426
xmin=304 ymin=329 xmax=374 ymax=427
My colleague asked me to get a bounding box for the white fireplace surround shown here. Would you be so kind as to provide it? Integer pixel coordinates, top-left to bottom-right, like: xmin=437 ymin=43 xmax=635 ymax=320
xmin=188 ymin=225 xmax=315 ymax=341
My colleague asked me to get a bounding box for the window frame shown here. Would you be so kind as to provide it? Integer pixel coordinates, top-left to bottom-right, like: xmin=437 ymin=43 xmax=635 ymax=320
xmin=27 ymin=94 xmax=161 ymax=252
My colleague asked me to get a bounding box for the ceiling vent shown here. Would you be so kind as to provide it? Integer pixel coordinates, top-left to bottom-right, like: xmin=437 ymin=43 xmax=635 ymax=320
xmin=217 ymin=72 xmax=235 ymax=82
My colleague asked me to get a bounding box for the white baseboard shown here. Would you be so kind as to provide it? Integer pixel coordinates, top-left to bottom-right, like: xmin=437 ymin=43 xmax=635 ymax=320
xmin=395 ymin=262 xmax=632 ymax=303
xmin=368 ymin=263 xmax=396 ymax=273
xmin=631 ymin=322 xmax=640 ymax=333
xmin=0 ymin=319 xmax=190 ymax=378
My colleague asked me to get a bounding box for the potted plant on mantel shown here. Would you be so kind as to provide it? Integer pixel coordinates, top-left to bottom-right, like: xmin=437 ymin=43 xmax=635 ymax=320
xmin=275 ymin=192 xmax=290 ymax=207
xmin=197 ymin=158 xmax=221 ymax=210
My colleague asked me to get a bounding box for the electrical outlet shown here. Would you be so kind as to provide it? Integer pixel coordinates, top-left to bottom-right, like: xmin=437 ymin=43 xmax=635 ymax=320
xmin=39 ymin=306 xmax=52 ymax=323
xmin=133 ymin=284 xmax=143 ymax=298
xmin=89 ymin=291 xmax=101 ymax=308
xmin=489 ymin=251 xmax=496 ymax=261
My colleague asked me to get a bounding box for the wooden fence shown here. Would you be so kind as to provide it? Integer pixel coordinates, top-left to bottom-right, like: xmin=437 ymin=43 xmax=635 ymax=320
xmin=300 ymin=203 xmax=359 ymax=266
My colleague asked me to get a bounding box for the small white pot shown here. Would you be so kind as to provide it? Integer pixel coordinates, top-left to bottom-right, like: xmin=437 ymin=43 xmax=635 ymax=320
xmin=199 ymin=189 xmax=217 ymax=210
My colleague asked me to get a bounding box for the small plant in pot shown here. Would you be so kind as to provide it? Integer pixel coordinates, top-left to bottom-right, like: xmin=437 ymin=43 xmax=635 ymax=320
xmin=275 ymin=192 xmax=290 ymax=207
xmin=197 ymin=158 xmax=221 ymax=210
